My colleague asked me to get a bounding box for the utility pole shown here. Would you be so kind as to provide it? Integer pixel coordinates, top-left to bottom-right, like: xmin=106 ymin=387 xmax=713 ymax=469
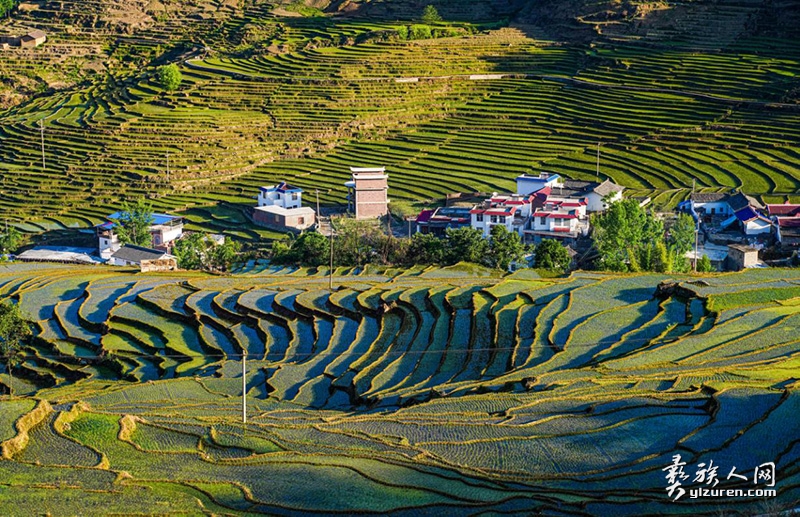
xmin=692 ymin=178 xmax=698 ymax=272
xmin=166 ymin=152 xmax=170 ymax=182
xmin=242 ymin=350 xmax=247 ymax=424
xmin=39 ymin=119 xmax=46 ymax=173
xmin=329 ymin=217 xmax=334 ymax=291
xmin=315 ymin=189 xmax=320 ymax=220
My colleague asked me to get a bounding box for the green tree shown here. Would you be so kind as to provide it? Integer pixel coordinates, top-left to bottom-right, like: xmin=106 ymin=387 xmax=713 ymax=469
xmin=696 ymin=254 xmax=714 ymax=273
xmin=652 ymin=241 xmax=673 ymax=273
xmin=668 ymin=213 xmax=696 ymax=272
xmin=0 ymin=302 xmax=31 ymax=398
xmin=173 ymin=232 xmax=207 ymax=270
xmin=444 ymin=227 xmax=489 ymax=265
xmin=410 ymin=24 xmax=432 ymax=39
xmin=535 ymin=239 xmax=571 ymax=272
xmin=114 ymin=199 xmax=154 ymax=248
xmin=0 ymin=226 xmax=22 ymax=256
xmin=591 ymin=199 xmax=664 ymax=272
xmin=293 ymin=232 xmax=329 ymax=267
xmin=407 ymin=232 xmax=445 ymax=265
xmin=421 ymin=4 xmax=442 ymax=23
xmin=208 ymin=239 xmax=241 ymax=272
xmin=488 ymin=225 xmax=526 ymax=270
xmin=157 ymin=64 xmax=182 ymax=91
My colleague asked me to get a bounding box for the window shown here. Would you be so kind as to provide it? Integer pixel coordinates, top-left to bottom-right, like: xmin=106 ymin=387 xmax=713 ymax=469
xmin=539 ymin=217 xmax=546 ymax=225
xmin=298 ymin=217 xmax=305 ymax=225
xmin=476 ymin=214 xmax=483 ymax=222
xmin=292 ymin=193 xmax=299 ymax=200
xmin=491 ymin=215 xmax=498 ymax=224
xmin=499 ymin=216 xmax=506 ymax=224
xmin=711 ymin=208 xmax=716 ymax=215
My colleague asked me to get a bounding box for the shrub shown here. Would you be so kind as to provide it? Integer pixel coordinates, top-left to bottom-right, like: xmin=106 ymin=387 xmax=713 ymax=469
xmin=697 ymin=254 xmax=714 ymax=273
xmin=535 ymin=239 xmax=571 ymax=272
xmin=410 ymin=25 xmax=432 ymax=40
xmin=157 ymin=64 xmax=182 ymax=91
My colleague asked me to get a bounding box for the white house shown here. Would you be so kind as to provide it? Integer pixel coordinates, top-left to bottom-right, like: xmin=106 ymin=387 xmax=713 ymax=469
xmin=517 ymin=172 xmax=623 ymax=212
xmin=258 ymin=182 xmax=303 ymax=209
xmin=97 ymin=212 xmax=184 ymax=260
xmin=516 ymin=172 xmax=562 ymax=196
xmin=470 ymin=194 xmax=533 ymax=237
xmin=527 ymin=197 xmax=590 ymax=241
xmin=110 ymin=244 xmax=175 ymax=268
xmin=253 ymin=182 xmax=316 ymax=231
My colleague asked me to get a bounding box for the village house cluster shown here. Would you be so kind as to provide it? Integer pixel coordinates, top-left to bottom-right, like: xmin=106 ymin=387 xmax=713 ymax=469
xmin=14 ymin=163 xmax=799 ymax=273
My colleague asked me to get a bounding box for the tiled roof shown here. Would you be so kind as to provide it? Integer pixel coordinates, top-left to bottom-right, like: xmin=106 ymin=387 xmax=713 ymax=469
xmin=111 ymin=245 xmax=170 ymax=264
xmin=768 ymin=204 xmax=800 ymax=217
xmin=415 ymin=209 xmax=434 ymax=223
xmin=690 ymin=192 xmax=728 ymax=203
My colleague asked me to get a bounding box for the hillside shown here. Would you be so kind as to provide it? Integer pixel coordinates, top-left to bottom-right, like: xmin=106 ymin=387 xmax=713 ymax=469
xmin=0 ymin=0 xmax=798 ymax=238
xmin=0 ymin=263 xmax=798 ymax=514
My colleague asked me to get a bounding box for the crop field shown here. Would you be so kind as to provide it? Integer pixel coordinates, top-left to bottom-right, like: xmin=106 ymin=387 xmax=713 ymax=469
xmin=0 ymin=0 xmax=798 ymax=236
xmin=0 ymin=262 xmax=798 ymax=514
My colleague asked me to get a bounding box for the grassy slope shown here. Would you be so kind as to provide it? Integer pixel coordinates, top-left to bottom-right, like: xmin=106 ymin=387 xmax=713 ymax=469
xmin=0 ymin=263 xmax=798 ymax=514
xmin=0 ymin=0 xmax=798 ymax=238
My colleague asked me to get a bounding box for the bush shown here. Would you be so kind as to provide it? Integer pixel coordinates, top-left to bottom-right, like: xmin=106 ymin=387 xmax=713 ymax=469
xmin=696 ymin=254 xmax=714 ymax=273
xmin=535 ymin=239 xmax=571 ymax=272
xmin=410 ymin=25 xmax=432 ymax=40
xmin=157 ymin=64 xmax=182 ymax=91
xmin=395 ymin=25 xmax=409 ymax=40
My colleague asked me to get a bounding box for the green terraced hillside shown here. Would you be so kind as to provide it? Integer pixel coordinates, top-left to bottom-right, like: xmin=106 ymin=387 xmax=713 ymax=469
xmin=0 ymin=0 xmax=798 ymax=237
xmin=0 ymin=262 xmax=798 ymax=514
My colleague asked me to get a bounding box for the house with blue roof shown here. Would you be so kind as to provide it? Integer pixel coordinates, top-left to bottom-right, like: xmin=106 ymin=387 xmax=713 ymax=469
xmin=685 ymin=191 xmax=771 ymax=237
xmin=254 ymin=182 xmax=315 ymax=231
xmin=96 ymin=212 xmax=184 ymax=260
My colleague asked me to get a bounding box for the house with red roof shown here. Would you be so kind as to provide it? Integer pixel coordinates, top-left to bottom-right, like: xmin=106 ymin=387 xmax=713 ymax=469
xmin=470 ymin=193 xmax=534 ymax=237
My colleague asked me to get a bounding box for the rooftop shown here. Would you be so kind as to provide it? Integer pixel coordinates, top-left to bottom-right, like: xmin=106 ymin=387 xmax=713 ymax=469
xmin=260 ymin=182 xmax=302 ymax=194
xmin=111 ymin=244 xmax=172 ymax=263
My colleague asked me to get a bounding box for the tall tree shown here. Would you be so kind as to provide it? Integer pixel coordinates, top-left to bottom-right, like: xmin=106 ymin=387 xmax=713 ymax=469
xmin=173 ymin=232 xmax=207 ymax=270
xmin=667 ymin=213 xmax=696 ymax=272
xmin=421 ymin=4 xmax=442 ymax=23
xmin=0 ymin=302 xmax=31 ymax=398
xmin=488 ymin=225 xmax=526 ymax=270
xmin=0 ymin=226 xmax=22 ymax=256
xmin=535 ymin=239 xmax=571 ymax=272
xmin=115 ymin=199 xmax=154 ymax=248
xmin=591 ymin=199 xmax=664 ymax=272
xmin=407 ymin=232 xmax=445 ymax=265
xmin=444 ymin=227 xmax=489 ymax=265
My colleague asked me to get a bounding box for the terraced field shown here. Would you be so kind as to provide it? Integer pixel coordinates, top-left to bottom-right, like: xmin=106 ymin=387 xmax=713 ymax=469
xmin=1 ymin=0 xmax=798 ymax=237
xmin=0 ymin=262 xmax=799 ymax=514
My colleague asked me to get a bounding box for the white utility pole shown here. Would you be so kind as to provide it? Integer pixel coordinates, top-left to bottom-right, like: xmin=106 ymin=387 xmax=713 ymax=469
xmin=39 ymin=120 xmax=46 ymax=173
xmin=692 ymin=178 xmax=698 ymax=272
xmin=329 ymin=217 xmax=334 ymax=291
xmin=241 ymin=351 xmax=247 ymax=424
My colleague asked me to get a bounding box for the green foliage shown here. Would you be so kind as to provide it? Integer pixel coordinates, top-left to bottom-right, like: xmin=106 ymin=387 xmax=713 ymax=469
xmin=668 ymin=213 xmax=696 ymax=272
xmin=395 ymin=25 xmax=409 ymax=40
xmin=421 ymin=5 xmax=442 ymax=24
xmin=271 ymin=232 xmax=329 ymax=267
xmin=157 ymin=64 xmax=182 ymax=91
xmin=174 ymin=233 xmax=240 ymax=272
xmin=0 ymin=227 xmax=22 ymax=255
xmin=535 ymin=239 xmax=571 ymax=272
xmin=407 ymin=232 xmax=445 ymax=265
xmin=409 ymin=25 xmax=432 ymax=40
xmin=591 ymin=199 xmax=665 ymax=272
xmin=0 ymin=302 xmax=32 ymax=397
xmin=114 ymin=199 xmax=154 ymax=248
xmin=488 ymin=225 xmax=526 ymax=270
xmin=697 ymin=254 xmax=714 ymax=273
xmin=0 ymin=0 xmax=18 ymax=18
xmin=444 ymin=227 xmax=489 ymax=265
